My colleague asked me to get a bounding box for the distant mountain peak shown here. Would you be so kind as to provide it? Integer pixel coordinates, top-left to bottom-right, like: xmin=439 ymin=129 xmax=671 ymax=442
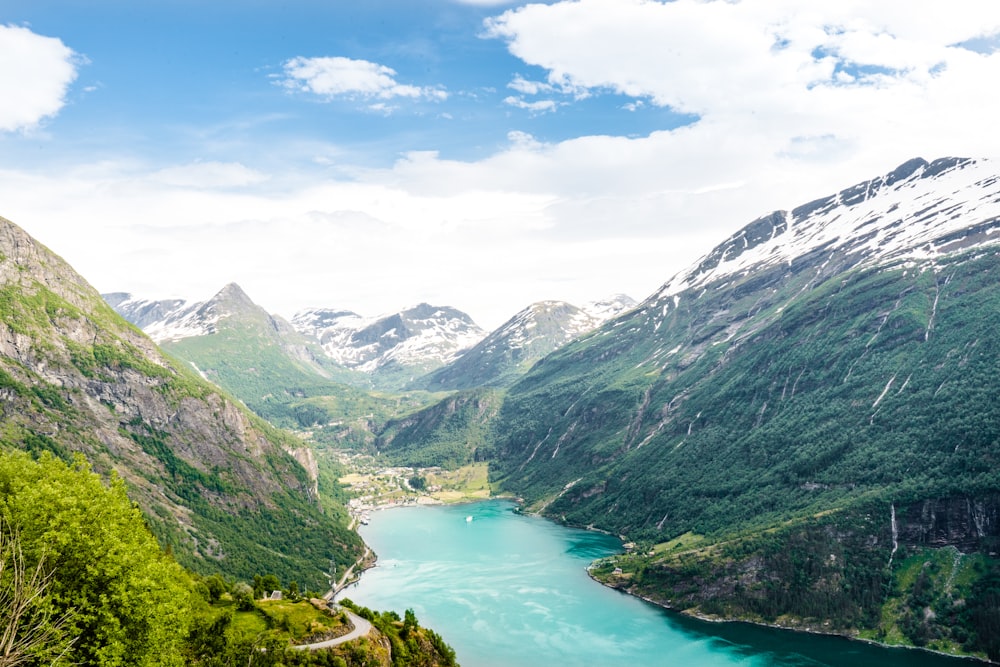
xmin=290 ymin=303 xmax=486 ymax=384
xmin=418 ymin=295 xmax=636 ymax=391
xmin=215 ymin=281 xmax=252 ymax=302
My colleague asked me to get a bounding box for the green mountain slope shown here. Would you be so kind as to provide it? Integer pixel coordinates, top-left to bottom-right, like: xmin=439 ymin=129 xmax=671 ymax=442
xmin=492 ymin=249 xmax=1000 ymax=536
xmin=149 ymin=284 xmax=375 ymax=424
xmin=375 ymin=387 xmax=505 ymax=468
xmin=0 ymin=215 xmax=362 ymax=589
xmin=108 ymin=286 xmax=443 ymax=451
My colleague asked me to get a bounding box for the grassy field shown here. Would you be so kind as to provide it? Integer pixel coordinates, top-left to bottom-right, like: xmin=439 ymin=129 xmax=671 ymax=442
xmin=428 ymin=462 xmax=491 ymax=503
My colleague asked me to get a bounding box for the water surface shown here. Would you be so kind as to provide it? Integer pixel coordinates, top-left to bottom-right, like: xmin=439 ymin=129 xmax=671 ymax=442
xmin=345 ymin=500 xmax=974 ymax=667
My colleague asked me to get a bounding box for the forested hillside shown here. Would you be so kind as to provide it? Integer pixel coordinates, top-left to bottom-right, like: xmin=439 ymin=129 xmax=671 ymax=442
xmin=461 ymin=158 xmax=1000 ymax=658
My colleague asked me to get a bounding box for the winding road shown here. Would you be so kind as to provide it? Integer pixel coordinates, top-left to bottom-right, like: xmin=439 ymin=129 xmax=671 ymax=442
xmin=292 ymin=547 xmax=375 ymax=651
xmin=291 ymin=609 xmax=373 ymax=651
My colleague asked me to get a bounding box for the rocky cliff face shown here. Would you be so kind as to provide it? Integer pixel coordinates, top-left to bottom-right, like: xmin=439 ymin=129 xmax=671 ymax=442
xmin=897 ymin=495 xmax=1000 ymax=553
xmin=0 ymin=215 xmax=362 ymax=587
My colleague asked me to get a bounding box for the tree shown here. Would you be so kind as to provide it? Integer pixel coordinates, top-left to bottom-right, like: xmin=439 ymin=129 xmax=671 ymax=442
xmin=401 ymin=608 xmax=417 ymax=639
xmin=0 ymin=451 xmax=193 ymax=666
xmin=204 ymin=574 xmax=228 ymax=602
xmin=232 ymin=582 xmax=255 ymax=611
xmin=0 ymin=518 xmax=77 ymax=667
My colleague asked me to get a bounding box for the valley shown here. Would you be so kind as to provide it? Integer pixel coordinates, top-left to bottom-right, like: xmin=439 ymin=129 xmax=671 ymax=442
xmin=4 ymin=156 xmax=1000 ymax=664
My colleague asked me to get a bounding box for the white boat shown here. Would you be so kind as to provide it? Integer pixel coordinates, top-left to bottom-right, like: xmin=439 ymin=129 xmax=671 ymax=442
xmin=466 ymin=515 xmax=473 ymax=523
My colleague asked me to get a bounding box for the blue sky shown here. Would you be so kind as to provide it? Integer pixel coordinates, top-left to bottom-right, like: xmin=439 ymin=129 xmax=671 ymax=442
xmin=3 ymin=1 xmax=1000 ymax=328
xmin=4 ymin=0 xmax=687 ymax=167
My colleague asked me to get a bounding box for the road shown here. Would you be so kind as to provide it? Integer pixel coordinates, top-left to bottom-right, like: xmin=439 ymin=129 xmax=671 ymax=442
xmin=291 ymin=547 xmax=375 ymax=651
xmin=291 ymin=609 xmax=373 ymax=651
xmin=324 ymin=547 xmax=371 ymax=600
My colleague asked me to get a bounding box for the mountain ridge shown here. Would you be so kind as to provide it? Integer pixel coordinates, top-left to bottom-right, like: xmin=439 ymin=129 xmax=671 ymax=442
xmin=291 ymin=302 xmax=487 ymax=388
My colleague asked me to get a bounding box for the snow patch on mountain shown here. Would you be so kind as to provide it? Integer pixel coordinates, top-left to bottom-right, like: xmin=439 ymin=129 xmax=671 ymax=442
xmin=582 ymin=294 xmax=638 ymax=321
xmin=653 ymin=157 xmax=1000 ymax=303
xmin=104 ymin=293 xmax=215 ymax=343
xmin=104 ymin=283 xmax=263 ymax=344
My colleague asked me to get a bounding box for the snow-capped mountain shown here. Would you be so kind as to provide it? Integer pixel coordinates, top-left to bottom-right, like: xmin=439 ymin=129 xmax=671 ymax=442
xmin=486 ymin=155 xmax=1000 ymax=533
xmin=291 ymin=303 xmax=487 ymax=382
xmin=103 ymin=283 xmax=260 ymax=344
xmin=103 ymin=292 xmax=189 ymax=335
xmin=654 ymin=156 xmax=1000 ymax=304
xmin=419 ymin=296 xmax=636 ymax=390
xmin=104 ymin=283 xmax=363 ymax=406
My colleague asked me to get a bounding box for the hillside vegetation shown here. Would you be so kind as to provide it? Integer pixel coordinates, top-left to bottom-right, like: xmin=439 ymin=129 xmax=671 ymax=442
xmin=0 ymin=450 xmax=457 ymax=667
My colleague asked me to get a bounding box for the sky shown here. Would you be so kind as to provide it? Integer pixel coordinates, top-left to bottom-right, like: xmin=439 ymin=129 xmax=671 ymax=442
xmin=2 ymin=1 xmax=1000 ymax=330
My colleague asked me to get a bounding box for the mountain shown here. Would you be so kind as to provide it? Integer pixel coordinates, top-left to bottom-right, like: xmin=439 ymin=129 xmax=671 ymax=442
xmin=291 ymin=303 xmax=486 ymax=389
xmin=2 ymin=216 xmax=363 ymax=588
xmin=418 ymin=295 xmax=636 ymax=391
xmin=105 ymin=284 xmax=388 ymax=425
xmin=454 ymin=157 xmax=1000 ymax=654
xmin=491 ymin=156 xmax=1000 ymax=524
xmin=103 ymin=291 xmax=187 ymax=330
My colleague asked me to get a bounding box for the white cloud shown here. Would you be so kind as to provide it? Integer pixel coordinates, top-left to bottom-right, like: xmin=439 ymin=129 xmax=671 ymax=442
xmin=280 ymin=56 xmax=447 ymax=103
xmin=7 ymin=1 xmax=1000 ymax=331
xmin=151 ymin=161 xmax=269 ymax=189
xmin=474 ymin=0 xmax=1000 ymax=194
xmin=0 ymin=24 xmax=80 ymax=132
xmin=484 ymin=1 xmax=1000 ymax=121
xmin=0 ymin=160 xmax=564 ymax=329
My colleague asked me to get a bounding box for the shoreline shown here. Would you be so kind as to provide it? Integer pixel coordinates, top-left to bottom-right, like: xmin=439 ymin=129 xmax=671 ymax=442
xmin=587 ymin=571 xmax=992 ymax=665
xmin=351 ymin=491 xmax=518 ymax=519
xmin=339 ymin=496 xmax=990 ymax=665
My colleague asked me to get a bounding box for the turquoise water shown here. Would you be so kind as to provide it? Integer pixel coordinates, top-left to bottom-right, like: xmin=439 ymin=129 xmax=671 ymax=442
xmin=345 ymin=500 xmax=974 ymax=667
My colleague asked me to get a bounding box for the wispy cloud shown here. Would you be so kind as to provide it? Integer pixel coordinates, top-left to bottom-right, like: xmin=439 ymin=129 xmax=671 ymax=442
xmin=0 ymin=24 xmax=80 ymax=132
xmin=503 ymin=96 xmax=558 ymax=114
xmin=280 ymin=56 xmax=447 ymax=104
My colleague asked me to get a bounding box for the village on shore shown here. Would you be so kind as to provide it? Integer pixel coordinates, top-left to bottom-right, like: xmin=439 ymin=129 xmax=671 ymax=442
xmin=334 ymin=455 xmax=493 ymax=529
